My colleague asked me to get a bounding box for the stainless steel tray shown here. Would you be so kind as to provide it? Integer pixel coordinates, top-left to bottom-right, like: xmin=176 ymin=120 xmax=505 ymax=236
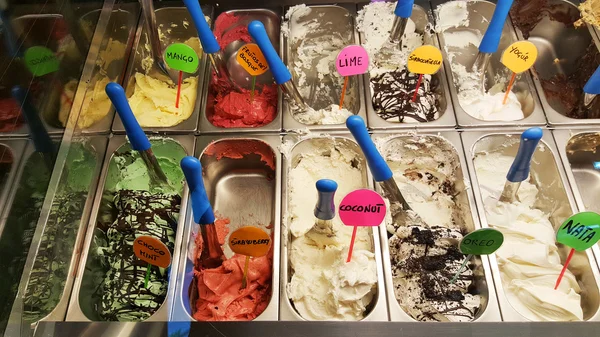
xmin=66 ymin=135 xmax=194 ymax=322
xmin=4 ymin=136 xmax=108 ymax=337
xmin=198 ymin=9 xmax=283 ymax=134
xmin=553 ymin=129 xmax=600 ymax=215
xmin=370 ymin=130 xmax=501 ymax=321
xmin=510 ymin=0 xmax=600 ymax=126
xmin=462 ymin=129 xmax=600 ymax=321
xmin=170 ymin=134 xmax=281 ymax=321
xmin=76 ymin=5 xmax=139 ymax=134
xmin=362 ymin=1 xmax=457 ymax=130
xmin=279 ymin=133 xmax=388 ymax=321
xmin=0 ymin=139 xmax=27 ymax=215
xmin=432 ymin=0 xmax=546 ymax=128
xmin=113 ymin=6 xmax=212 ymax=134
xmin=282 ymin=5 xmax=368 ymax=131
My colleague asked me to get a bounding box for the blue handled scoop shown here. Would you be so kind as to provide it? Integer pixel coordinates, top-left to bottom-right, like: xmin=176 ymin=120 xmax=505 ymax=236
xmin=313 ymin=179 xmax=338 ymax=236
xmin=183 ymin=0 xmax=234 ymax=85
xmin=181 ymin=156 xmax=225 ymax=269
xmin=105 ymin=82 xmax=171 ymax=189
xmin=248 ymin=20 xmax=307 ymax=109
xmin=11 ymin=86 xmax=55 ymax=170
xmin=582 ymin=64 xmax=600 ymax=109
xmin=346 ymin=115 xmax=426 ymax=227
xmin=473 ymin=0 xmax=514 ymax=87
xmin=389 ymin=0 xmax=414 ymax=44
xmin=139 ymin=0 xmax=179 ymax=83
xmin=499 ymin=127 xmax=543 ymax=203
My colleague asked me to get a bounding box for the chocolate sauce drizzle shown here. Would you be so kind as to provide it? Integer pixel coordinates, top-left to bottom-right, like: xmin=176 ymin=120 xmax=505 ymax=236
xmin=95 ymin=190 xmax=180 ymax=321
xmin=371 ymin=69 xmax=439 ymax=123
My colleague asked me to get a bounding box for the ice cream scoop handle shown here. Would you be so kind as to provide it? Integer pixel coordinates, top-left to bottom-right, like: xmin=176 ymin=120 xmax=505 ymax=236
xmin=315 ymin=179 xmax=337 ymax=220
xmin=248 ymin=20 xmax=291 ymax=85
xmin=182 ymin=0 xmax=220 ymax=54
xmin=181 ymin=156 xmax=216 ymax=225
xmin=506 ymin=127 xmax=543 ymax=183
xmin=478 ymin=0 xmax=513 ymax=53
xmin=11 ymin=86 xmax=54 ymax=155
xmin=346 ymin=116 xmax=393 ymax=182
xmin=584 ymin=65 xmax=600 ymax=94
xmin=394 ymin=0 xmax=414 ymax=18
xmin=105 ymin=82 xmax=150 ymax=152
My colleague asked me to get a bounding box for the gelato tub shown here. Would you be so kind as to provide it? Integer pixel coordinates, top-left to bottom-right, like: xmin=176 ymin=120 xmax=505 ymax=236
xmin=433 ymin=0 xmax=545 ymax=127
xmin=75 ymin=5 xmax=138 ymax=134
xmin=510 ymin=0 xmax=600 ymax=125
xmin=463 ymin=130 xmax=600 ymax=321
xmin=198 ymin=9 xmax=282 ymax=133
xmin=170 ymin=135 xmax=280 ymax=321
xmin=0 ymin=140 xmax=26 ymax=213
xmin=280 ymin=135 xmax=387 ymax=321
xmin=113 ymin=6 xmax=210 ymax=133
xmin=282 ymin=5 xmax=367 ymax=130
xmin=3 ymin=137 xmax=106 ymax=337
xmin=359 ymin=1 xmax=455 ymax=129
xmin=0 ymin=140 xmax=56 ymax=335
xmin=67 ymin=135 xmax=193 ymax=322
xmin=372 ymin=132 xmax=500 ymax=321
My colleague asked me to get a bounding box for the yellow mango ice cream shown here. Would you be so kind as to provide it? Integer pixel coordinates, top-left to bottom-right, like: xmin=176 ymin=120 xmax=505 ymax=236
xmin=127 ymin=73 xmax=198 ymax=127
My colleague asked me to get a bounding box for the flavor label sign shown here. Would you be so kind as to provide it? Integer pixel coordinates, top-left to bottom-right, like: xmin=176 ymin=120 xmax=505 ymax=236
xmin=339 ymin=189 xmax=386 ymax=226
xmin=407 ymin=45 xmax=443 ymax=75
xmin=459 ymin=228 xmax=504 ymax=255
xmin=228 ymin=226 xmax=271 ymax=257
xmin=164 ymin=43 xmax=199 ymax=73
xmin=134 ymin=235 xmax=172 ymax=268
xmin=336 ymin=45 xmax=369 ymax=77
xmin=501 ymin=41 xmax=538 ymax=74
xmin=556 ymin=212 xmax=600 ymax=251
xmin=24 ymin=46 xmax=59 ymax=77
xmin=237 ymin=43 xmax=269 ymax=76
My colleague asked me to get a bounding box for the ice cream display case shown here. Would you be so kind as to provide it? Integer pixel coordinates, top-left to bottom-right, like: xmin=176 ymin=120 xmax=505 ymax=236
xmin=5 ymin=0 xmax=600 ymax=336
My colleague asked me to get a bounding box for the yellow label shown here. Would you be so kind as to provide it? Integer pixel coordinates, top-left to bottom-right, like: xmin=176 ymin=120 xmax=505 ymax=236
xmin=407 ymin=45 xmax=443 ymax=75
xmin=228 ymin=226 xmax=271 ymax=257
xmin=236 ymin=43 xmax=269 ymax=76
xmin=501 ymin=41 xmax=538 ymax=74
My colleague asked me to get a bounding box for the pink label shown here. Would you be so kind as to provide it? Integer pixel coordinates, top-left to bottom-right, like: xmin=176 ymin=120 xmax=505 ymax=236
xmin=336 ymin=45 xmax=369 ymax=77
xmin=339 ymin=189 xmax=386 ymax=227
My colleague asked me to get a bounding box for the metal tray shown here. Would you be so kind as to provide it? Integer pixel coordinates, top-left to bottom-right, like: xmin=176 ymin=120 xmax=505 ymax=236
xmin=11 ymin=12 xmax=100 ymax=135
xmin=4 ymin=136 xmax=107 ymax=337
xmin=282 ymin=5 xmax=368 ymax=131
xmin=198 ymin=9 xmax=283 ymax=134
xmin=66 ymin=135 xmax=194 ymax=322
xmin=0 ymin=139 xmax=27 ymax=214
xmin=76 ymin=5 xmax=139 ymax=134
xmin=279 ymin=133 xmax=388 ymax=321
xmin=113 ymin=6 xmax=212 ymax=134
xmin=432 ymin=0 xmax=546 ymax=128
xmin=462 ymin=129 xmax=600 ymax=321
xmin=511 ymin=0 xmax=600 ymax=126
xmin=170 ymin=134 xmax=281 ymax=321
xmin=370 ymin=131 xmax=501 ymax=321
xmin=361 ymin=1 xmax=457 ymax=130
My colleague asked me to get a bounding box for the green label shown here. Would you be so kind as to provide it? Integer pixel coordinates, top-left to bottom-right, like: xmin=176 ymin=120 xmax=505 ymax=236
xmin=24 ymin=46 xmax=59 ymax=77
xmin=556 ymin=212 xmax=600 ymax=251
xmin=459 ymin=228 xmax=504 ymax=255
xmin=164 ymin=43 xmax=199 ymax=73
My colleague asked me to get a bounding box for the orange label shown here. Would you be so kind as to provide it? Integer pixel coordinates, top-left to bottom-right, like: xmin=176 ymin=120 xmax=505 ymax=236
xmin=228 ymin=226 xmax=271 ymax=257
xmin=407 ymin=45 xmax=443 ymax=75
xmin=501 ymin=41 xmax=538 ymax=74
xmin=236 ymin=43 xmax=269 ymax=76
xmin=134 ymin=235 xmax=172 ymax=268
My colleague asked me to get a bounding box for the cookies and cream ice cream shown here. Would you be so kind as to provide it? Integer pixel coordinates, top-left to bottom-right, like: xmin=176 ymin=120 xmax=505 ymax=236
xmin=286 ymin=139 xmax=377 ymax=320
xmin=380 ymin=136 xmax=481 ymax=321
xmin=436 ymin=1 xmax=525 ymax=121
xmin=474 ymin=151 xmax=583 ymax=321
xmin=358 ymin=2 xmax=440 ymax=123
